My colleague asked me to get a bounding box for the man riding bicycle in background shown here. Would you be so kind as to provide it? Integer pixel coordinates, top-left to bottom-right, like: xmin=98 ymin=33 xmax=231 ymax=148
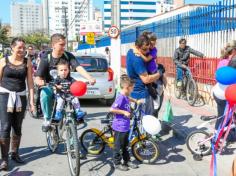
xmin=173 ymin=38 xmax=204 ymax=87
xmin=35 ymin=33 xmax=96 ymax=132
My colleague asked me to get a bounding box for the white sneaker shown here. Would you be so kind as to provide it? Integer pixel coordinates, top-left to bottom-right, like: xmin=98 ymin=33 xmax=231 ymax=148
xmin=177 ymin=81 xmax=182 ymax=87
xmin=42 ymin=120 xmax=51 ymax=132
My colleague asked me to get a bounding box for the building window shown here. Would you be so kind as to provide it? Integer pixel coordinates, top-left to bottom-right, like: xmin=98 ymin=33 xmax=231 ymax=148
xmin=132 ymin=9 xmax=156 ymax=13
xmin=132 ymin=2 xmax=156 ymax=5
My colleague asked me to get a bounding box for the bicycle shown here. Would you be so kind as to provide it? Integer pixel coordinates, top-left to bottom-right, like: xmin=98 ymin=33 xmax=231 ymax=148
xmin=186 ymin=115 xmax=236 ymax=161
xmin=45 ymin=83 xmax=84 ymax=176
xmin=80 ymin=104 xmax=160 ymax=164
xmin=174 ymin=67 xmax=198 ymax=106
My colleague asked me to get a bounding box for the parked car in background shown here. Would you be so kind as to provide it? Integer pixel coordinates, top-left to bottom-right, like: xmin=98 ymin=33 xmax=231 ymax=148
xmin=71 ymin=53 xmax=116 ymax=106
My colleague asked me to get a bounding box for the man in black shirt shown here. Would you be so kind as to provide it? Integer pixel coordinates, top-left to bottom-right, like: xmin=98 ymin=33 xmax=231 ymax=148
xmin=35 ymin=33 xmax=96 ymax=131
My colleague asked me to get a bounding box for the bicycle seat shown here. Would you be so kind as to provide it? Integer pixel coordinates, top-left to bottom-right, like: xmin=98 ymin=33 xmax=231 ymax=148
xmin=101 ymin=119 xmax=110 ymax=124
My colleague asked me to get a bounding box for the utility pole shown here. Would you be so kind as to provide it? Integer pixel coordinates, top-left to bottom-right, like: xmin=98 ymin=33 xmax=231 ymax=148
xmin=111 ymin=0 xmax=121 ymax=87
xmin=56 ymin=6 xmax=68 ymax=50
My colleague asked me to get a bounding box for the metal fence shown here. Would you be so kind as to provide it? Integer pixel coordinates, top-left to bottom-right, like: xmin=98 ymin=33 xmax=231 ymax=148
xmin=79 ymin=0 xmax=236 ymax=50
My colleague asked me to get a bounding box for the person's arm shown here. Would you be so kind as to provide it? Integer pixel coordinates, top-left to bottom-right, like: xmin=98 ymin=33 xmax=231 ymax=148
xmin=35 ymin=58 xmax=48 ymax=86
xmin=140 ymin=72 xmax=162 ymax=84
xmin=133 ymin=56 xmax=161 ymax=84
xmin=26 ymin=59 xmax=34 ymax=112
xmin=132 ymin=45 xmax=152 ymax=62
xmin=0 ymin=58 xmax=6 ymax=82
xmin=68 ymin=53 xmax=96 ymax=85
xmin=76 ymin=66 xmax=96 ymax=84
xmin=110 ymin=108 xmax=130 ymax=118
xmin=162 ymin=74 xmax=167 ymax=88
xmin=189 ymin=47 xmax=204 ymax=58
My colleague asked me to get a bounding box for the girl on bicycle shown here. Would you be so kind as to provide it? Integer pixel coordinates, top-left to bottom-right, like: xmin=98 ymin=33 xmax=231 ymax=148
xmin=110 ymin=74 xmax=140 ymax=171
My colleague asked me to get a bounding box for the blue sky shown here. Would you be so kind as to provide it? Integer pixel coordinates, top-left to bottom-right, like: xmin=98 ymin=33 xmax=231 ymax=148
xmin=0 ymin=0 xmax=219 ymax=24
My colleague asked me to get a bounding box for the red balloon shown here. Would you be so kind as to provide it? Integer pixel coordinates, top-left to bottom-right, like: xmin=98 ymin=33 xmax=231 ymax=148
xmin=70 ymin=81 xmax=87 ymax=97
xmin=225 ymin=84 xmax=236 ymax=106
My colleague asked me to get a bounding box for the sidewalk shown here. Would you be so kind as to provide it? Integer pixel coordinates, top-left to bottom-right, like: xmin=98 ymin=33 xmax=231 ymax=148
xmin=159 ymin=96 xmax=216 ymax=139
xmin=159 ymin=95 xmax=236 ymax=176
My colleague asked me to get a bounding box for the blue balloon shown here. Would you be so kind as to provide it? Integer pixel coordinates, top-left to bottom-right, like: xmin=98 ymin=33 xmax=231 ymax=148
xmin=216 ymin=66 xmax=236 ymax=85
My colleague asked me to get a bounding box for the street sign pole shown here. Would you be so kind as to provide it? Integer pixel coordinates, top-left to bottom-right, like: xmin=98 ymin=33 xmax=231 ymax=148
xmin=111 ymin=0 xmax=121 ymax=87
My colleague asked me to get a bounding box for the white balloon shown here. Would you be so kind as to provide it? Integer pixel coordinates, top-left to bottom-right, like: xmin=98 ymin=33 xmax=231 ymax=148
xmin=142 ymin=115 xmax=162 ymax=135
xmin=212 ymin=83 xmax=228 ymax=100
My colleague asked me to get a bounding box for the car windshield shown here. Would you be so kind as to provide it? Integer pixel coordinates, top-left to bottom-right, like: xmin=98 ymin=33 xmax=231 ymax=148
xmin=76 ymin=57 xmax=108 ymax=72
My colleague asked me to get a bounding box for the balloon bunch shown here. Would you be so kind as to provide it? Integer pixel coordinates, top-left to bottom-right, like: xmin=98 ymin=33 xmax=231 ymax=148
xmin=210 ymin=66 xmax=236 ymax=176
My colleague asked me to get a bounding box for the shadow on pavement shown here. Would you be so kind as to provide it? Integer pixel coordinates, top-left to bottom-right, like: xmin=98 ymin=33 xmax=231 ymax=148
xmin=80 ymin=150 xmax=115 ymax=176
xmin=3 ymin=168 xmax=34 ymax=176
xmin=18 ymin=146 xmax=52 ymax=164
xmin=80 ymin=99 xmax=108 ymax=108
xmin=155 ymin=135 xmax=186 ymax=165
xmin=86 ymin=112 xmax=108 ymax=120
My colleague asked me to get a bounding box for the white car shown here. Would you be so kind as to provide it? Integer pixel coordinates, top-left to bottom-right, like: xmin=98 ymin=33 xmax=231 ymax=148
xmin=71 ymin=53 xmax=116 ymax=106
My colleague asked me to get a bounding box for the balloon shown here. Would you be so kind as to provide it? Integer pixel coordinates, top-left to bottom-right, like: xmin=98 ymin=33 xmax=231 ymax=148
xmin=215 ymin=66 xmax=236 ymax=85
xmin=70 ymin=81 xmax=87 ymax=97
xmin=142 ymin=115 xmax=161 ymax=135
xmin=212 ymin=83 xmax=228 ymax=100
xmin=225 ymin=84 xmax=236 ymax=105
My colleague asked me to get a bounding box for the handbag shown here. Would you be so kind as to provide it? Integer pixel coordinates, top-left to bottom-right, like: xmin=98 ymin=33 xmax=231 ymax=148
xmin=163 ymin=99 xmax=174 ymax=123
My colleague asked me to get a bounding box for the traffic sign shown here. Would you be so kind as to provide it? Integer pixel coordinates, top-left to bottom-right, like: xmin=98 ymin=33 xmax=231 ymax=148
xmin=86 ymin=32 xmax=95 ymax=45
xmin=108 ymin=26 xmax=120 ymax=39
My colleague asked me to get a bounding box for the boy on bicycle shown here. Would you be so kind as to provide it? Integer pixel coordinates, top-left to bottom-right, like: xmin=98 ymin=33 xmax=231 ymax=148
xmin=173 ymin=38 xmax=204 ymax=87
xmin=110 ymin=74 xmax=140 ymax=171
xmin=54 ymin=60 xmax=86 ymax=123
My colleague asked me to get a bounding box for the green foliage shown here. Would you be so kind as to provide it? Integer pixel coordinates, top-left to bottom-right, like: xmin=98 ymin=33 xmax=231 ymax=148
xmin=21 ymin=33 xmax=50 ymax=49
xmin=0 ymin=23 xmax=9 ymax=46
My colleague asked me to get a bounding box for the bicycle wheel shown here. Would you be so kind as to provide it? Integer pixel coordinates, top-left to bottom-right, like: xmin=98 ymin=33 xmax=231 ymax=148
xmin=80 ymin=129 xmax=105 ymax=155
xmin=186 ymin=130 xmax=211 ymax=156
xmin=186 ymin=78 xmax=198 ymax=106
xmin=65 ymin=123 xmax=80 ymax=176
xmin=46 ymin=125 xmax=59 ymax=153
xmin=131 ymin=138 xmax=160 ymax=164
xmin=174 ymin=79 xmax=182 ymax=99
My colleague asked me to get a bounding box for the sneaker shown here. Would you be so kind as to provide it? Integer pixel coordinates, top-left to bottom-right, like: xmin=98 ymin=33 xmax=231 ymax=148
xmin=177 ymin=81 xmax=182 ymax=87
xmin=115 ymin=164 xmax=129 ymax=171
xmin=80 ymin=151 xmax=86 ymax=160
xmin=75 ymin=110 xmax=86 ymax=119
xmin=124 ymin=161 xmax=138 ymax=169
xmin=55 ymin=111 xmax=63 ymax=121
xmin=42 ymin=120 xmax=51 ymax=132
xmin=75 ymin=110 xmax=86 ymax=124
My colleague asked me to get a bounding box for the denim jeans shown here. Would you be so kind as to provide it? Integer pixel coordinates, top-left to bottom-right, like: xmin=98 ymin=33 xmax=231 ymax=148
xmin=176 ymin=66 xmax=190 ymax=81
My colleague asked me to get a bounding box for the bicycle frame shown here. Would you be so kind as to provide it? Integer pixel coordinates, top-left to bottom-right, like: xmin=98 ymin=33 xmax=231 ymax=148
xmin=89 ymin=126 xmax=114 ymax=148
xmin=195 ymin=115 xmax=236 ymax=147
xmin=89 ymin=104 xmax=147 ymax=149
xmin=49 ymin=88 xmax=78 ymax=140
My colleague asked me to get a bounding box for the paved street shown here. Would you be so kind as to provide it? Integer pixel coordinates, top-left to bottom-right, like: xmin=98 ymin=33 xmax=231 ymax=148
xmin=1 ymin=98 xmax=235 ymax=176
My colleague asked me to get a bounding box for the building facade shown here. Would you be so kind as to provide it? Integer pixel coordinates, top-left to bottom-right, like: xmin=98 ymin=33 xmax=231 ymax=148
xmin=10 ymin=0 xmax=43 ymax=36
xmin=103 ymin=0 xmax=177 ymax=32
xmin=47 ymin=0 xmax=93 ymax=41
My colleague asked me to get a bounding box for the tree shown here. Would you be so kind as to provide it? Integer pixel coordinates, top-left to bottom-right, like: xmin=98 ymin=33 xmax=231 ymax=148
xmin=22 ymin=33 xmax=50 ymax=49
xmin=0 ymin=22 xmax=9 ymax=46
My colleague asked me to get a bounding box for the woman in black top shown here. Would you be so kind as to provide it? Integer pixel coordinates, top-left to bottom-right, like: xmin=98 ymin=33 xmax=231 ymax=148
xmin=0 ymin=38 xmax=34 ymax=170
